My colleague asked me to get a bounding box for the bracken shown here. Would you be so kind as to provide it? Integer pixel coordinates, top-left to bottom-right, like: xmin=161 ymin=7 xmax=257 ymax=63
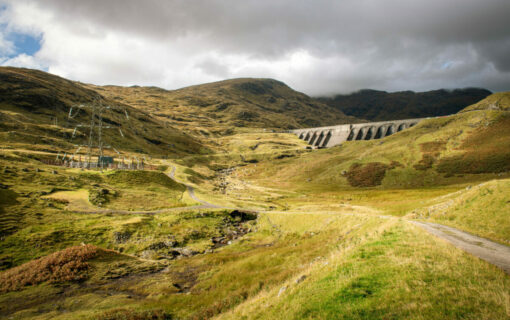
xmin=0 ymin=244 xmax=100 ymax=292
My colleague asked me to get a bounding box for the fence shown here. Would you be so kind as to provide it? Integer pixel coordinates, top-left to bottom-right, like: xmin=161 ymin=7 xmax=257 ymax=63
xmin=40 ymin=159 xmax=158 ymax=171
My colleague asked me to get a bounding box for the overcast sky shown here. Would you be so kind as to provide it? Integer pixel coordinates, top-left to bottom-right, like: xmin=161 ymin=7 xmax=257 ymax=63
xmin=0 ymin=0 xmax=509 ymax=95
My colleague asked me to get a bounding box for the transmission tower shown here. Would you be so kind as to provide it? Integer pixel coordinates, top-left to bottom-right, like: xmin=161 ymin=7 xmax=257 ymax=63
xmin=68 ymin=98 xmax=116 ymax=170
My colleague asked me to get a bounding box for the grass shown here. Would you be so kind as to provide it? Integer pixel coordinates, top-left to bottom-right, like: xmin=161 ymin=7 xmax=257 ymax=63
xmin=410 ymin=179 xmax=510 ymax=245
xmin=2 ymin=210 xmax=509 ymax=319
xmin=43 ymin=189 xmax=95 ymax=211
xmin=1 ymin=85 xmax=510 ymax=319
xmin=218 ymin=220 xmax=510 ymax=320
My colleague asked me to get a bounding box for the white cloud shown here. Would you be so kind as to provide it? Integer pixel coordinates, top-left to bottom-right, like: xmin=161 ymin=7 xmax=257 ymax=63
xmin=0 ymin=33 xmax=15 ymax=56
xmin=1 ymin=53 xmax=44 ymax=69
xmin=0 ymin=0 xmax=509 ymax=95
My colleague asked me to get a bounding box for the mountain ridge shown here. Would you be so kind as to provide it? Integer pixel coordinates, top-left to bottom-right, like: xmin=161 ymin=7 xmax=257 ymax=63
xmin=317 ymin=87 xmax=492 ymax=121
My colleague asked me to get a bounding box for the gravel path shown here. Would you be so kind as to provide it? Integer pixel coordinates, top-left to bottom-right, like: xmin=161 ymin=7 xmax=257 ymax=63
xmin=166 ymin=165 xmax=223 ymax=209
xmin=411 ymin=221 xmax=510 ymax=274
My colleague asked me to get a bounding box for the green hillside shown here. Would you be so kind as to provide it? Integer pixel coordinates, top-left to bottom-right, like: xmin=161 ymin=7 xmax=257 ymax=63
xmin=0 ymin=68 xmax=509 ymax=319
xmin=237 ymin=92 xmax=510 ymax=213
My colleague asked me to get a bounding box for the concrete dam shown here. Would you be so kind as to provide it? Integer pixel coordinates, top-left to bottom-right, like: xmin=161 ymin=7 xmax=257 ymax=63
xmin=290 ymin=118 xmax=425 ymax=148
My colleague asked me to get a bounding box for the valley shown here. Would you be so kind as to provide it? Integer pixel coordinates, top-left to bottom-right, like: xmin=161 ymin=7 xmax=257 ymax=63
xmin=0 ymin=67 xmax=509 ymax=319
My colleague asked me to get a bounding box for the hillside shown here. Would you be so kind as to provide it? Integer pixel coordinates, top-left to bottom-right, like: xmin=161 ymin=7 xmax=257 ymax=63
xmin=0 ymin=68 xmax=509 ymax=319
xmin=317 ymin=88 xmax=491 ymax=121
xmin=235 ymin=92 xmax=510 ymax=213
xmin=87 ymin=78 xmax=360 ymax=136
xmin=0 ymin=67 xmax=208 ymax=158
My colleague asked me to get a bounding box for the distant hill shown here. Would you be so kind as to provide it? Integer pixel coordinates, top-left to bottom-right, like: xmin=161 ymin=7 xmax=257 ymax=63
xmin=0 ymin=67 xmax=208 ymax=157
xmin=88 ymin=78 xmax=360 ymax=135
xmin=0 ymin=67 xmax=362 ymax=158
xmin=246 ymin=91 xmax=510 ymax=190
xmin=317 ymin=88 xmax=492 ymax=121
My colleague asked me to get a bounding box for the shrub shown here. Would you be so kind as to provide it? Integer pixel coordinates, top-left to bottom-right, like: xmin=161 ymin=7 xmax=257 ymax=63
xmin=345 ymin=162 xmax=389 ymax=187
xmin=0 ymin=244 xmax=100 ymax=292
xmin=437 ymin=151 xmax=510 ymax=174
xmin=413 ymin=154 xmax=436 ymax=171
xmin=157 ymin=165 xmax=169 ymax=172
xmin=413 ymin=141 xmax=445 ymax=171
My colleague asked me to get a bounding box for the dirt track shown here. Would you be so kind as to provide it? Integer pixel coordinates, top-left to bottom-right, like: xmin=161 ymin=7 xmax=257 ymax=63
xmin=412 ymin=221 xmax=510 ymax=274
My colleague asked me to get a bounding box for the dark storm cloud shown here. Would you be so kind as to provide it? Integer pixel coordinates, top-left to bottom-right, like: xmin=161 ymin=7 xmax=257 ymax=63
xmin=3 ymin=0 xmax=510 ymax=94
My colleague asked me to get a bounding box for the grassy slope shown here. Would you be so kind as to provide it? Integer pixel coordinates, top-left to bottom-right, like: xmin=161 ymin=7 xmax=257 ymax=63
xmin=2 ymin=213 xmax=509 ymax=320
xmin=409 ymin=179 xmax=510 ymax=245
xmin=87 ymin=78 xmax=360 ymax=134
xmin=218 ymin=220 xmax=510 ymax=320
xmin=239 ymin=93 xmax=510 ymax=215
xmin=0 ymin=159 xmax=204 ymax=268
xmin=0 ymin=70 xmax=509 ymax=319
xmin=0 ymin=66 xmax=208 ymax=158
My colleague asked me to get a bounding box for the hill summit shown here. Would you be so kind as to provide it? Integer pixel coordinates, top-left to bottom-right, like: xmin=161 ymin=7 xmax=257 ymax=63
xmin=89 ymin=77 xmax=360 ymax=132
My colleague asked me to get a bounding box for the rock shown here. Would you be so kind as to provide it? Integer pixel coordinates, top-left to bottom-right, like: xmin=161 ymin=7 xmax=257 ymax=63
xmin=229 ymin=210 xmax=258 ymax=221
xmin=140 ymin=250 xmax=156 ymax=259
xmin=51 ymin=170 xmax=58 ymax=175
xmin=113 ymin=231 xmax=132 ymax=244
xmin=278 ymin=286 xmax=287 ymax=297
xmin=146 ymin=239 xmax=177 ymax=250
xmin=295 ymin=275 xmax=307 ymax=284
xmin=170 ymin=247 xmax=196 ymax=258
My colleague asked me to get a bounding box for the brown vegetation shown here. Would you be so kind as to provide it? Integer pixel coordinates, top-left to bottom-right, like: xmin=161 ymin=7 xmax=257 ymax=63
xmin=437 ymin=115 xmax=510 ymax=174
xmin=413 ymin=141 xmax=446 ymax=170
xmin=0 ymin=244 xmax=100 ymax=292
xmin=345 ymin=162 xmax=389 ymax=187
